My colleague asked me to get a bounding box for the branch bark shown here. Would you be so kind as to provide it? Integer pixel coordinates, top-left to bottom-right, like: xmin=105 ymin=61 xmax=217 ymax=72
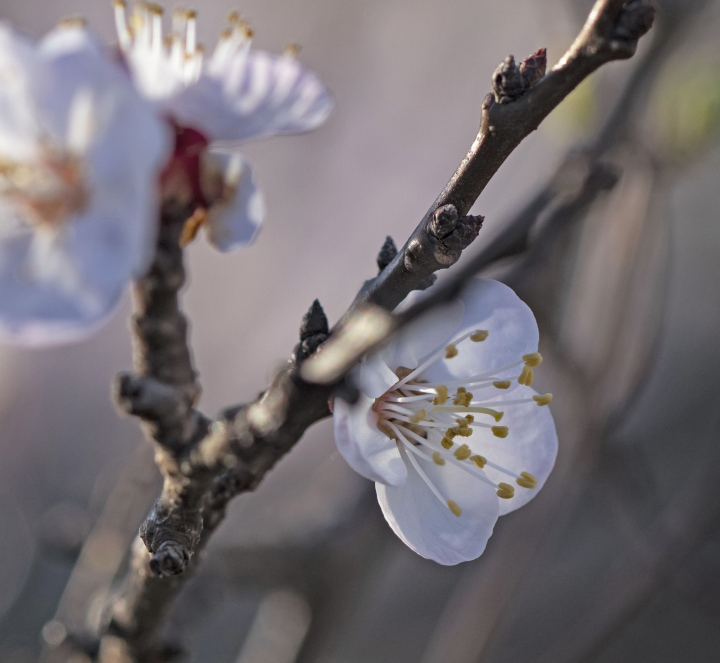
xmin=92 ymin=2 xmax=655 ymax=660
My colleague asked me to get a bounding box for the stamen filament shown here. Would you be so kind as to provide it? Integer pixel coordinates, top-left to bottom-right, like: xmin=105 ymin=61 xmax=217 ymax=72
xmin=395 ymin=433 xmax=448 ymax=508
xmin=380 ymin=403 xmax=416 ymax=416
xmin=393 ymin=424 xmax=498 ymax=488
xmin=393 ymin=331 xmax=475 ymax=389
xmin=385 ymin=394 xmax=435 ymax=403
xmin=387 ymin=414 xmax=492 ymax=430
xmin=431 ymin=406 xmax=504 ymax=422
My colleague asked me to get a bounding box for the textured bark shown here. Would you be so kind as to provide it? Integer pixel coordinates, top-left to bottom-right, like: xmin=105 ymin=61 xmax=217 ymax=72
xmin=94 ymin=2 xmax=655 ymax=660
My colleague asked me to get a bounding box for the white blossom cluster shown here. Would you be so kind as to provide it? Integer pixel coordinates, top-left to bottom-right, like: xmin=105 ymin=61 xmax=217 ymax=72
xmin=0 ymin=3 xmax=557 ymax=563
xmin=0 ymin=3 xmax=333 ymax=344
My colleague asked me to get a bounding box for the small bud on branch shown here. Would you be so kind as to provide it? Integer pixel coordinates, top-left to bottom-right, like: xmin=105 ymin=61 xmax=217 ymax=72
xmin=377 ymin=236 xmax=398 ymax=272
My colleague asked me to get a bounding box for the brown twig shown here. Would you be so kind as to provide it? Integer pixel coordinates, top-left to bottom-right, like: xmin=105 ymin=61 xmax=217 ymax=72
xmin=90 ymin=2 xmax=655 ymax=660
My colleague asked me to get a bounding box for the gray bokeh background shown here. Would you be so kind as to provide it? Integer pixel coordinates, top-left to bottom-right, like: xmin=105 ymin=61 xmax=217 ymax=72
xmin=1 ymin=0 xmax=720 ymax=661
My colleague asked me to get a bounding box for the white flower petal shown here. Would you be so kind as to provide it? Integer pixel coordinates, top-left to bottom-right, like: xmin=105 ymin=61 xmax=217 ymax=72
xmin=0 ymin=231 xmax=123 ymax=346
xmin=205 ymin=153 xmax=264 ymax=252
xmin=476 ymin=388 xmax=558 ymax=516
xmin=420 ymin=278 xmax=539 ymax=384
xmin=379 ymin=293 xmax=464 ymax=372
xmin=0 ymin=23 xmax=44 ymax=160
xmin=170 ymin=50 xmax=333 ymax=144
xmin=333 ymin=394 xmax=407 ymax=486
xmin=39 ymin=24 xmax=103 ymax=59
xmin=0 ymin=23 xmax=170 ymax=345
xmin=377 ymin=444 xmax=499 ymax=565
xmin=355 ymin=352 xmax=399 ymax=399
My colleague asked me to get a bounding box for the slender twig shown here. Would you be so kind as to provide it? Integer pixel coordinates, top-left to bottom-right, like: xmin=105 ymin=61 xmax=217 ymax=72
xmin=91 ymin=2 xmax=655 ymax=660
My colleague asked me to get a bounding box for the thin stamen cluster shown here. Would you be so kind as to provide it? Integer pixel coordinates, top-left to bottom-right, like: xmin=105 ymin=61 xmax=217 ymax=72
xmin=113 ymin=1 xmax=255 ymax=86
xmin=374 ymin=330 xmax=551 ymax=517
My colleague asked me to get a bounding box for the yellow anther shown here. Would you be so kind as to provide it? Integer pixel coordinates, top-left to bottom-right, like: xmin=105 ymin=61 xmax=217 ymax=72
xmin=471 ymin=454 xmax=486 ymax=468
xmin=491 ymin=426 xmax=509 ymax=438
xmin=455 ymin=418 xmax=469 ymax=429
xmin=454 ymin=444 xmax=472 ymax=461
xmin=522 ymin=352 xmax=543 ymax=367
xmin=445 ymin=343 xmax=458 ymax=359
xmin=433 ymin=385 xmax=448 ymax=405
xmin=447 ymin=500 xmax=462 ymax=517
xmin=532 ymin=393 xmax=553 ymax=406
xmin=465 ymin=415 xmax=474 ymax=424
xmin=283 ymin=43 xmax=301 ymax=57
xmin=518 ymin=365 xmax=534 ymax=386
xmin=186 ymin=9 xmax=198 ymax=18
xmin=432 ymin=451 xmax=445 ymax=466
xmin=113 ymin=0 xmax=127 ymax=9
xmin=454 ymin=388 xmax=472 ymax=406
xmin=446 ymin=429 xmax=457 ymax=439
xmin=409 ymin=409 xmax=426 ymax=424
xmin=146 ymin=2 xmax=164 ymax=14
xmin=227 ymin=10 xmax=241 ymax=23
xmin=441 ymin=437 xmax=454 ymax=449
xmin=58 ymin=16 xmax=88 ymax=28
xmin=516 ymin=471 xmax=538 ymax=489
xmin=493 ymin=380 xmax=511 ymax=389
xmin=496 ymin=482 xmax=515 ymax=499
xmin=470 ymin=329 xmax=489 ymax=342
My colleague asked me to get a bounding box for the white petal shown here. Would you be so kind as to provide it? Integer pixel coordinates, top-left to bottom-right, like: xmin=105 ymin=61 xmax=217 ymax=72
xmin=379 ymin=292 xmax=464 ymax=372
xmin=0 ymin=23 xmax=44 ymax=160
xmin=420 ymin=278 xmax=539 ymax=384
xmin=168 ymin=50 xmax=333 ymax=144
xmin=205 ymin=153 xmax=264 ymax=252
xmin=39 ymin=24 xmax=103 ymax=58
xmin=0 ymin=232 xmax=123 ymax=346
xmin=0 ymin=24 xmax=170 ymax=345
xmin=333 ymin=394 xmax=407 ymax=486
xmin=377 ymin=444 xmax=499 ymax=565
xmin=354 ymin=352 xmax=398 ymax=399
xmin=476 ymin=387 xmax=558 ymax=516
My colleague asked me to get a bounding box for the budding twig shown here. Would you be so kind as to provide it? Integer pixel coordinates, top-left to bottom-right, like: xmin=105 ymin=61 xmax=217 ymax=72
xmin=93 ymin=2 xmax=655 ymax=660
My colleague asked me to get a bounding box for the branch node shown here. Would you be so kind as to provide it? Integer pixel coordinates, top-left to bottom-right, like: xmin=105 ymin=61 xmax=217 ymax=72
xmin=493 ymin=48 xmax=548 ymax=104
xmin=377 ymin=236 xmax=398 ymax=272
xmin=140 ymin=502 xmax=202 ymax=577
xmin=404 ymin=239 xmax=423 ymax=271
xmin=493 ymin=55 xmax=525 ymax=104
xmin=612 ymin=0 xmax=656 ymax=43
xmin=430 ymin=204 xmax=459 ymax=239
xmin=294 ymin=299 xmax=330 ymax=362
xmin=519 ymin=47 xmax=547 ymax=89
xmin=433 ymin=214 xmax=485 ymax=266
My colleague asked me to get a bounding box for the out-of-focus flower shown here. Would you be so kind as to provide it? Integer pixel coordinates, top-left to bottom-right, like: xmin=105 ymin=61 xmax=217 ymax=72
xmin=333 ymin=278 xmax=558 ymax=565
xmin=113 ymin=2 xmax=334 ymax=251
xmin=0 ymin=22 xmax=169 ymax=345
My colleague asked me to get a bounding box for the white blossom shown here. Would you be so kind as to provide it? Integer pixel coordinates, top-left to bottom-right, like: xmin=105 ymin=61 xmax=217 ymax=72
xmin=113 ymin=2 xmax=333 ymax=252
xmin=333 ymin=278 xmax=558 ymax=565
xmin=0 ymin=22 xmax=170 ymax=345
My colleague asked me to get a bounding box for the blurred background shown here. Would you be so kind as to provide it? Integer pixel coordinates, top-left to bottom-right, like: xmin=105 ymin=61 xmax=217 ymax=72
xmin=1 ymin=0 xmax=720 ymax=661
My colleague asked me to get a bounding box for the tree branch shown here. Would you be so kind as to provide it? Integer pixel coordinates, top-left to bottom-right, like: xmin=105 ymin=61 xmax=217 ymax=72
xmin=94 ymin=2 xmax=655 ymax=660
